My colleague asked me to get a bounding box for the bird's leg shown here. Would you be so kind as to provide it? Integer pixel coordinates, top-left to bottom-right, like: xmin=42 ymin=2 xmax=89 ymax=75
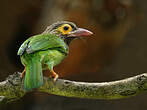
xmin=21 ymin=65 xmax=26 ymax=78
xmin=50 ymin=69 xmax=59 ymax=82
xmin=46 ymin=63 xmax=59 ymax=81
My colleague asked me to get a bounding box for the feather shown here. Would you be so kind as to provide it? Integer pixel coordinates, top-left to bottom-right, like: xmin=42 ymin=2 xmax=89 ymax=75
xmin=24 ymin=57 xmax=43 ymax=91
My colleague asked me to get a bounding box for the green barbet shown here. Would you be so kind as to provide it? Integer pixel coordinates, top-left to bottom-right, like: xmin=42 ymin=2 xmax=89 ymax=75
xmin=17 ymin=21 xmax=93 ymax=91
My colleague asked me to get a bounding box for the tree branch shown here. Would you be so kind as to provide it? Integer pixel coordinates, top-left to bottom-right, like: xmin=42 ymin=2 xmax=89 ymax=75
xmin=0 ymin=72 xmax=147 ymax=103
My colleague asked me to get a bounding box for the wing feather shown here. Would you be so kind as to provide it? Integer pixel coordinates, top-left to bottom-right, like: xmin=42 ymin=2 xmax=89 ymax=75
xmin=17 ymin=34 xmax=68 ymax=56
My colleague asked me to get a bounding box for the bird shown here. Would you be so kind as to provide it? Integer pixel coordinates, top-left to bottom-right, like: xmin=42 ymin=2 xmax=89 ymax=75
xmin=17 ymin=21 xmax=93 ymax=91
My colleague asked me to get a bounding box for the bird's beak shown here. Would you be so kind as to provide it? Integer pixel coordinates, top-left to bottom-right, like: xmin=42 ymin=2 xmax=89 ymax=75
xmin=68 ymin=28 xmax=93 ymax=37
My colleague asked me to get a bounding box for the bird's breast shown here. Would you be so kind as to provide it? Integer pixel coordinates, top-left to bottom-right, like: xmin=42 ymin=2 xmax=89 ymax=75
xmin=40 ymin=49 xmax=67 ymax=67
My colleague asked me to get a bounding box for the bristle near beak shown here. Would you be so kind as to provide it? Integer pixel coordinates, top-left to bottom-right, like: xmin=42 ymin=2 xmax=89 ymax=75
xmin=68 ymin=28 xmax=93 ymax=37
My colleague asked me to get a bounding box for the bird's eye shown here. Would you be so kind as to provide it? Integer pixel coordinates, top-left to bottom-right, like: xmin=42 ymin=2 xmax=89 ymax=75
xmin=58 ymin=24 xmax=72 ymax=35
xmin=63 ymin=26 xmax=69 ymax=31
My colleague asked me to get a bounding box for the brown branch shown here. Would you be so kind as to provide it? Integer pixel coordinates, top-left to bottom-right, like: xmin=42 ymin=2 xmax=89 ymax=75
xmin=0 ymin=72 xmax=147 ymax=103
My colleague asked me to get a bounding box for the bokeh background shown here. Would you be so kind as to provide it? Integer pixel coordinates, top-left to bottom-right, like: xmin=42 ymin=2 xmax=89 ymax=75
xmin=0 ymin=0 xmax=147 ymax=110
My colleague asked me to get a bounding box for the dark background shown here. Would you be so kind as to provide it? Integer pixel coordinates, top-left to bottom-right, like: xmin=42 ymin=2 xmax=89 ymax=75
xmin=0 ymin=0 xmax=147 ymax=110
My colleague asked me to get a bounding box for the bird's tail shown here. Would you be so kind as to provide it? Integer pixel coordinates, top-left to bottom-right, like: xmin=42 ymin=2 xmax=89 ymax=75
xmin=24 ymin=58 xmax=43 ymax=91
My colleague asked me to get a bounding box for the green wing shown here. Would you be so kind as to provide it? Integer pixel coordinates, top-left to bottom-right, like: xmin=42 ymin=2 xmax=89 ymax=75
xmin=17 ymin=34 xmax=68 ymax=56
xmin=17 ymin=37 xmax=32 ymax=56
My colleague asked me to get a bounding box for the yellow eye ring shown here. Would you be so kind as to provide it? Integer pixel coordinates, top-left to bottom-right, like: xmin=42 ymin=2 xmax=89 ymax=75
xmin=58 ymin=24 xmax=72 ymax=35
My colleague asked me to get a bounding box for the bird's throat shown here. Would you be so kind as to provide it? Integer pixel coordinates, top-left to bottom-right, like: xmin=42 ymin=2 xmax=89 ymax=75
xmin=64 ymin=37 xmax=76 ymax=45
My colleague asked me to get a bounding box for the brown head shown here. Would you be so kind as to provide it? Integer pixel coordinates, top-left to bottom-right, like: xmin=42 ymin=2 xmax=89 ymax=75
xmin=43 ymin=21 xmax=93 ymax=45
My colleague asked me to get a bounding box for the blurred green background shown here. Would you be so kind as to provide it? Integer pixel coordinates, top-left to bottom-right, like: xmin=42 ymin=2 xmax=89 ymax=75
xmin=0 ymin=0 xmax=147 ymax=110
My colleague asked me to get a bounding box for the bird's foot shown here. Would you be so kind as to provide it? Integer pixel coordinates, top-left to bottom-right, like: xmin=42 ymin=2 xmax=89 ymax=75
xmin=21 ymin=66 xmax=26 ymax=79
xmin=53 ymin=74 xmax=59 ymax=82
xmin=50 ymin=70 xmax=59 ymax=82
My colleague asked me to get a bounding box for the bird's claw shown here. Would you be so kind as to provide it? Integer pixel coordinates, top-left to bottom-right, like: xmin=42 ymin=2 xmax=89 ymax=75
xmin=50 ymin=70 xmax=59 ymax=82
xmin=20 ymin=71 xmax=25 ymax=79
xmin=20 ymin=66 xmax=26 ymax=79
xmin=53 ymin=74 xmax=59 ymax=82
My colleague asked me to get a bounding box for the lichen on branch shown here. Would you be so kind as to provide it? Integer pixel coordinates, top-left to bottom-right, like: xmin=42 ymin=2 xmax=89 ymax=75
xmin=0 ymin=72 xmax=147 ymax=103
